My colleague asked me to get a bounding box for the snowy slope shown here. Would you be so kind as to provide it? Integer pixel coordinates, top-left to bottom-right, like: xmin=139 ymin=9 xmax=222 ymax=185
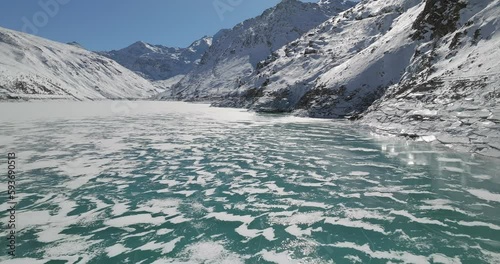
xmin=191 ymin=0 xmax=499 ymax=157
xmin=237 ymin=0 xmax=421 ymax=113
xmin=100 ymin=36 xmax=212 ymax=88
xmin=296 ymin=0 xmax=424 ymax=117
xmin=66 ymin=41 xmax=85 ymax=49
xmin=247 ymin=0 xmax=500 ymax=157
xmin=361 ymin=0 xmax=500 ymax=158
xmin=0 ymin=27 xmax=156 ymax=100
xmin=165 ymin=0 xmax=354 ymax=100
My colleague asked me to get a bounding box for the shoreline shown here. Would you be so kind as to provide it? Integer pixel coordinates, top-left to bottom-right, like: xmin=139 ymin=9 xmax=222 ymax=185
xmin=2 ymin=98 xmax=498 ymax=160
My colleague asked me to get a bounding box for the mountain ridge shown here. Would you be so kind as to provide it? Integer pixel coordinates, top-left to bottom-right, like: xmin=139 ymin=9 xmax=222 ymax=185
xmin=1 ymin=0 xmax=498 ymax=158
xmin=0 ymin=26 xmax=155 ymax=100
xmin=162 ymin=0 xmax=355 ymax=100
xmin=99 ymin=36 xmax=212 ymax=86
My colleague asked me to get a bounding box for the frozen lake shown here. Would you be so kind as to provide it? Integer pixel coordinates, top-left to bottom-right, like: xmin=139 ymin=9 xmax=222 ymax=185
xmin=0 ymin=101 xmax=499 ymax=263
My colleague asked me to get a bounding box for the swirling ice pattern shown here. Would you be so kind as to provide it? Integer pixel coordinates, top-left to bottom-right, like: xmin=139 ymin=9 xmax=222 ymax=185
xmin=0 ymin=101 xmax=499 ymax=263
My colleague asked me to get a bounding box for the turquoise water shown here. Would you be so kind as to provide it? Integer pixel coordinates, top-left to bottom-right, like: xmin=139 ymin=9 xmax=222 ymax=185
xmin=0 ymin=101 xmax=499 ymax=263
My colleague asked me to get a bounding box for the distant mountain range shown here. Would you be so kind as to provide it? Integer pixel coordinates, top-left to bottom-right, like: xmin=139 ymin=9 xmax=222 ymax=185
xmin=99 ymin=37 xmax=212 ymax=91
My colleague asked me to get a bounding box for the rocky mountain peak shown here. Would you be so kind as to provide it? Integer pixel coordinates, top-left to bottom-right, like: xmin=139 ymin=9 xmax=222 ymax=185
xmin=168 ymin=0 xmax=353 ymax=100
xmin=100 ymin=36 xmax=212 ymax=81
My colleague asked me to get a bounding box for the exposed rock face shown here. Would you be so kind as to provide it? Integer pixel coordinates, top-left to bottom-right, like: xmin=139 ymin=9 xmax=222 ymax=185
xmin=361 ymin=0 xmax=500 ymax=158
xmin=67 ymin=41 xmax=85 ymax=49
xmin=231 ymin=0 xmax=422 ymax=116
xmin=411 ymin=0 xmax=467 ymax=40
xmin=206 ymin=0 xmax=500 ymax=157
xmin=166 ymin=0 xmax=354 ymax=101
xmin=0 ymin=27 xmax=155 ymax=100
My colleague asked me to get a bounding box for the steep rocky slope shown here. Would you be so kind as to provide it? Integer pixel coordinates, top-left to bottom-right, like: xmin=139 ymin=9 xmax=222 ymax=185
xmin=207 ymin=0 xmax=499 ymax=157
xmin=0 ymin=27 xmax=155 ymax=100
xmin=361 ymin=0 xmax=500 ymax=158
xmin=234 ymin=0 xmax=422 ymax=113
xmin=100 ymin=36 xmax=212 ymax=89
xmin=164 ymin=0 xmax=354 ymax=100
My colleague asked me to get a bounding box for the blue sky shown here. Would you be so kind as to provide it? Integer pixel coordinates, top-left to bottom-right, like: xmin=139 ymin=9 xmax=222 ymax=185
xmin=0 ymin=0 xmax=332 ymax=51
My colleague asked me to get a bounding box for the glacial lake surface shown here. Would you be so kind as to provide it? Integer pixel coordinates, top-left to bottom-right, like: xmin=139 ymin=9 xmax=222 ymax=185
xmin=0 ymin=101 xmax=499 ymax=263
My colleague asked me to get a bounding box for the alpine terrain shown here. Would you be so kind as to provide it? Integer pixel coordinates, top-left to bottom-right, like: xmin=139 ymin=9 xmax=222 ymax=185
xmin=168 ymin=0 xmax=500 ymax=158
xmin=100 ymin=36 xmax=212 ymax=90
xmin=0 ymin=0 xmax=499 ymax=157
xmin=162 ymin=0 xmax=355 ymax=100
xmin=2 ymin=1 xmax=500 ymax=263
xmin=0 ymin=27 xmax=156 ymax=100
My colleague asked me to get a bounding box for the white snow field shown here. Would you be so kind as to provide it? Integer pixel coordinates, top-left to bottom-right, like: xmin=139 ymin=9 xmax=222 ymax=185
xmin=0 ymin=26 xmax=156 ymax=100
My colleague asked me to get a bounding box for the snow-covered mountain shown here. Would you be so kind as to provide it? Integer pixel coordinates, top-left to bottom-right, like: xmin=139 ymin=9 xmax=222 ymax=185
xmin=361 ymin=0 xmax=500 ymax=158
xmin=100 ymin=36 xmax=212 ymax=87
xmin=216 ymin=0 xmax=500 ymax=157
xmin=0 ymin=26 xmax=156 ymax=100
xmin=1 ymin=0 xmax=498 ymax=157
xmin=164 ymin=0 xmax=354 ymax=100
xmin=243 ymin=0 xmax=422 ymax=115
xmin=66 ymin=41 xmax=85 ymax=49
